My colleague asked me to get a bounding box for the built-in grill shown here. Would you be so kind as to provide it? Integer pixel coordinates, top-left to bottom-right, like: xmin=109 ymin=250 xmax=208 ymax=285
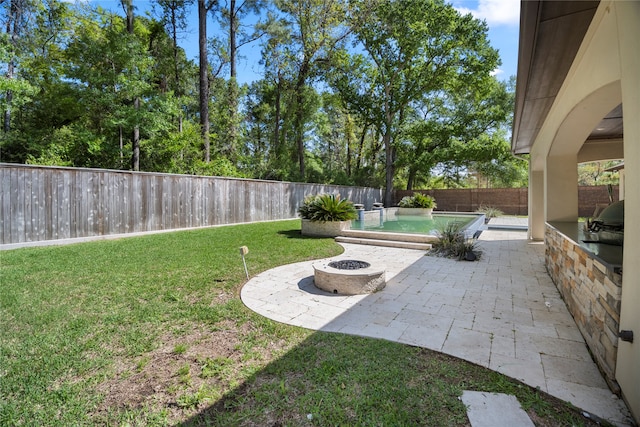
xmin=586 ymin=200 xmax=624 ymax=246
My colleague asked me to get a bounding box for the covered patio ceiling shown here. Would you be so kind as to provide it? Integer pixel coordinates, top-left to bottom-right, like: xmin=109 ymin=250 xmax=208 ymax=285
xmin=511 ymin=0 xmax=624 ymax=155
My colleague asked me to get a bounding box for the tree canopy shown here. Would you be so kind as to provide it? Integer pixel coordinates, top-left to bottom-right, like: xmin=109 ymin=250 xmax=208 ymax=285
xmin=1 ymin=0 xmax=526 ymax=191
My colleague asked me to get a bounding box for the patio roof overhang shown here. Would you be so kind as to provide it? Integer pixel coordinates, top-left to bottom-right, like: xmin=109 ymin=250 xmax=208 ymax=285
xmin=511 ymin=0 xmax=624 ymax=155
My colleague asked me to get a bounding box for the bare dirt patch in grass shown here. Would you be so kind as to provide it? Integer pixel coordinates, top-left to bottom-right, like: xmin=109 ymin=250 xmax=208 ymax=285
xmin=93 ymin=321 xmax=252 ymax=420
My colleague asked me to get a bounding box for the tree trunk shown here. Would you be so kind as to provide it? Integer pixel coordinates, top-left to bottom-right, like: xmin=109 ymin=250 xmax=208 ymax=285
xmin=345 ymin=115 xmax=352 ymax=177
xmin=384 ymin=129 xmax=395 ymax=207
xmin=295 ymin=91 xmax=305 ymax=179
xmin=170 ymin=5 xmax=180 ymax=87
xmin=356 ymin=124 xmax=367 ymax=171
xmin=169 ymin=2 xmax=184 ymax=133
xmin=294 ymin=62 xmax=309 ymax=179
xmin=229 ymin=0 xmax=236 ymax=79
xmin=125 ymin=0 xmax=134 ymax=32
xmin=226 ymin=0 xmax=238 ymax=162
xmin=131 ymin=97 xmax=140 ymax=170
xmin=123 ymin=0 xmax=140 ymax=171
xmin=119 ymin=125 xmax=124 ymax=167
xmin=383 ymin=85 xmax=395 ymax=207
xmin=273 ymin=73 xmax=281 ymax=153
xmin=3 ymin=77 xmax=12 ymax=133
xmin=407 ymin=168 xmax=416 ymax=190
xmin=198 ymin=0 xmax=210 ymax=162
xmin=3 ymin=0 xmax=23 ymax=133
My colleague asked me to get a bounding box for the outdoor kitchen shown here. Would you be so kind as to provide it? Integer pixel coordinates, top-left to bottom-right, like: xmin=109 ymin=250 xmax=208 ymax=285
xmin=545 ymin=198 xmax=624 ymax=393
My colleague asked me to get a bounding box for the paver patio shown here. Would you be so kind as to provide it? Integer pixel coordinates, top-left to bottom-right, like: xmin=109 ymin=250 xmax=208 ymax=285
xmin=241 ymin=226 xmax=633 ymax=426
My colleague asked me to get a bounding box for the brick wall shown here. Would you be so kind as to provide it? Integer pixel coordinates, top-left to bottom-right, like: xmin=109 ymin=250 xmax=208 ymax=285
xmin=394 ymin=186 xmax=618 ymax=217
xmin=578 ymin=186 xmax=619 ymax=217
xmin=395 ymin=188 xmax=529 ymax=215
xmin=545 ymin=224 xmax=622 ymax=391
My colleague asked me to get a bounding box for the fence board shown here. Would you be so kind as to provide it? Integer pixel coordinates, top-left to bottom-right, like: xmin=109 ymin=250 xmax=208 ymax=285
xmin=24 ymin=169 xmax=33 ymax=241
xmin=62 ymin=170 xmax=71 ymax=238
xmin=1 ymin=164 xmax=384 ymax=245
xmin=1 ymin=168 xmax=9 ymax=242
xmin=46 ymin=169 xmax=55 ymax=240
xmin=13 ymin=169 xmax=24 ymax=242
xmin=34 ymin=168 xmax=46 ymax=241
xmin=2 ymin=164 xmax=623 ymax=246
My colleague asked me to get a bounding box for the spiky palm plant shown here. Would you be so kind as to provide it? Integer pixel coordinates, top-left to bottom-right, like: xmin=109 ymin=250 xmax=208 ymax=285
xmin=431 ymin=221 xmax=481 ymax=261
xmin=298 ymin=193 xmax=357 ymax=222
xmin=398 ymin=193 xmax=437 ymax=208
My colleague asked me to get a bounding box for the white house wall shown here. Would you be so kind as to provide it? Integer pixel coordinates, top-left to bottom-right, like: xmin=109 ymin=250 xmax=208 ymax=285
xmin=526 ymin=0 xmax=639 ymax=420
xmin=614 ymin=1 xmax=640 ymax=421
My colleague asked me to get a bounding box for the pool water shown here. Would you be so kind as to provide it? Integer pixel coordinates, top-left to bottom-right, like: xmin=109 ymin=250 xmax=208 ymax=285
xmin=353 ymin=214 xmax=477 ymax=236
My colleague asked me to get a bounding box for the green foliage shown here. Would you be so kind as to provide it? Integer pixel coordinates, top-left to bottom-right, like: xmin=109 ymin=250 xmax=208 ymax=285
xmin=329 ymin=0 xmax=502 ymax=202
xmin=200 ymin=357 xmax=234 ymax=379
xmin=298 ymin=193 xmax=357 ymax=222
xmin=431 ymin=222 xmax=481 ymax=261
xmin=398 ymin=192 xmax=437 ymax=209
xmin=477 ymin=205 xmax=503 ymax=219
xmin=578 ymin=161 xmax=621 ymax=186
xmin=173 ymin=344 xmax=188 ymax=355
xmin=140 ymin=121 xmax=202 ymax=174
xmin=2 ymin=0 xmax=521 ymax=190
xmin=399 ymin=78 xmax=521 ymax=190
xmin=197 ymin=157 xmax=244 ymax=177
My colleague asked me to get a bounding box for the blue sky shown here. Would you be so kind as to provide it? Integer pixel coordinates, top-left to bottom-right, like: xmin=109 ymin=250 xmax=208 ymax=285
xmin=91 ymin=0 xmax=520 ymax=84
xmin=451 ymin=0 xmax=520 ymax=81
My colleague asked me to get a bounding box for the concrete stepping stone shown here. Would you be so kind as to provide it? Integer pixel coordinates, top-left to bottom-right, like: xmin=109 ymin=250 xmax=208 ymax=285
xmin=461 ymin=391 xmax=535 ymax=427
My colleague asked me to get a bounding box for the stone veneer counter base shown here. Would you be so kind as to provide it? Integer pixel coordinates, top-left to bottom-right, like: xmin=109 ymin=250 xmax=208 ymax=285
xmin=545 ymin=223 xmax=622 ymax=393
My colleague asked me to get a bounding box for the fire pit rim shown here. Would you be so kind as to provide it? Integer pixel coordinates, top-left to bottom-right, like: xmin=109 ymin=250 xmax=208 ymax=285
xmin=327 ymin=259 xmax=371 ymax=270
xmin=312 ymin=258 xmax=386 ymax=295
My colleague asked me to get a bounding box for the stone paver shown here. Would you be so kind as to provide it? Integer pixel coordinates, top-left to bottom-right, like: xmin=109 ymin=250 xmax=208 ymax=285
xmin=461 ymin=391 xmax=535 ymax=427
xmin=240 ymin=229 xmax=633 ymax=426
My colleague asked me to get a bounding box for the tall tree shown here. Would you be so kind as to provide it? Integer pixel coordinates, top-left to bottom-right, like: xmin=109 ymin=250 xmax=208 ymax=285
xmin=1 ymin=0 xmax=74 ymax=162
xmin=332 ymin=0 xmax=500 ymax=205
xmin=213 ymin=0 xmax=264 ymax=162
xmin=259 ymin=14 xmax=294 ymax=178
xmin=398 ymin=76 xmax=515 ymax=189
xmin=155 ymin=0 xmax=193 ymax=132
xmin=274 ymin=0 xmax=351 ymax=180
xmin=2 ymin=0 xmax=27 ymax=132
xmin=121 ymin=0 xmax=141 ymax=170
xmin=197 ymin=0 xmax=214 ymax=162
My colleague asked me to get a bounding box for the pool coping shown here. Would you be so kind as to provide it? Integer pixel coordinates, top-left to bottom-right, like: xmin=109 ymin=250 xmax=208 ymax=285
xmin=350 ymin=210 xmax=486 ymax=242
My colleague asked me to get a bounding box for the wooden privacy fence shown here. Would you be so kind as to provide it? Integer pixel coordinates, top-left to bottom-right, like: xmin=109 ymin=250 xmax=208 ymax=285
xmin=2 ymin=164 xmax=619 ymax=246
xmin=395 ymin=185 xmax=619 ymax=217
xmin=0 ymin=164 xmax=383 ymax=245
xmin=395 ymin=188 xmax=529 ymax=215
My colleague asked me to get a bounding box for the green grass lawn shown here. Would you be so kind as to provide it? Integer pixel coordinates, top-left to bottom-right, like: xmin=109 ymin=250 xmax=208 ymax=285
xmin=0 ymin=220 xmax=599 ymax=426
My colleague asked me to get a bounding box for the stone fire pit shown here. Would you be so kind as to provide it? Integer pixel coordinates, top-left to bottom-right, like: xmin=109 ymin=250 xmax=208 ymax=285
xmin=313 ymin=259 xmax=386 ymax=295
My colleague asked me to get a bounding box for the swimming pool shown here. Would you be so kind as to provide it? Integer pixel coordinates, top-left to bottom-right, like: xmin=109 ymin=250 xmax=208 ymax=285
xmin=353 ymin=210 xmax=485 ymax=238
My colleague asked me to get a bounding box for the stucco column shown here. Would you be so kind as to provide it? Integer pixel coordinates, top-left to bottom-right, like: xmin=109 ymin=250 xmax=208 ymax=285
xmin=528 ymin=168 xmax=544 ymax=240
xmin=615 ymin=0 xmax=640 ymax=421
xmin=545 ymin=154 xmax=579 ymax=222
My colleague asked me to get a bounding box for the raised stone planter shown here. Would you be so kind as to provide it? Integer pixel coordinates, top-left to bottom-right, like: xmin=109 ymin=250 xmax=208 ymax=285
xmin=313 ymin=259 xmax=385 ymax=295
xmin=301 ymin=219 xmax=351 ymax=237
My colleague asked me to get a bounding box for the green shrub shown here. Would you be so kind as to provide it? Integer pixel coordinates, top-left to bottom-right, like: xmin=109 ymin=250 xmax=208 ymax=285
xmin=430 ymin=222 xmax=481 ymax=261
xmin=477 ymin=205 xmax=503 ymax=218
xmin=398 ymin=192 xmax=437 ymax=209
xmin=298 ymin=193 xmax=357 ymax=222
xmin=297 ymin=194 xmax=317 ymax=220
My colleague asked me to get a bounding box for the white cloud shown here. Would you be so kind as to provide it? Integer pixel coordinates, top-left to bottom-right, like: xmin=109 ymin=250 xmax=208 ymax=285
xmin=454 ymin=0 xmax=520 ymax=26
xmin=490 ymin=68 xmax=504 ymax=77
